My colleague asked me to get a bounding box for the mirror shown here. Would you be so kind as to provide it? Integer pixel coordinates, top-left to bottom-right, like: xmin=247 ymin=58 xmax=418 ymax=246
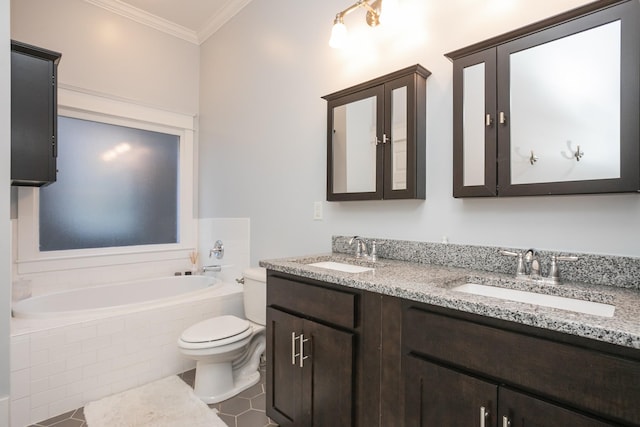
xmin=462 ymin=62 xmax=486 ymax=187
xmin=509 ymin=21 xmax=621 ymax=185
xmin=332 ymin=95 xmax=378 ymax=193
xmin=391 ymin=86 xmax=407 ymax=190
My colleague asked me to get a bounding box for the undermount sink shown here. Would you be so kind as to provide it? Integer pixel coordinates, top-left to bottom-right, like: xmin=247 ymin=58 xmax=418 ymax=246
xmin=453 ymin=283 xmax=615 ymax=318
xmin=307 ymin=261 xmax=374 ymax=273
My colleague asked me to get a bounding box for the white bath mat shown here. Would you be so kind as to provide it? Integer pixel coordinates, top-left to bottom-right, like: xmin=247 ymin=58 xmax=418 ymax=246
xmin=84 ymin=375 xmax=227 ymax=427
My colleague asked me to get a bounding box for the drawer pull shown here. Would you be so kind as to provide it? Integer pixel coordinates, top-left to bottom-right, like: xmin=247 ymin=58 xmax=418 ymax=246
xmin=480 ymin=406 xmax=489 ymax=427
xmin=299 ymin=334 xmax=310 ymax=368
xmin=291 ymin=332 xmax=297 ymax=365
xmin=503 ymin=416 xmax=511 ymax=427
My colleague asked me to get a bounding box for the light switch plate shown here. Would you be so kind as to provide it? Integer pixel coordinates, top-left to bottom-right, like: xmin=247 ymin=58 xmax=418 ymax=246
xmin=313 ymin=201 xmax=323 ymax=220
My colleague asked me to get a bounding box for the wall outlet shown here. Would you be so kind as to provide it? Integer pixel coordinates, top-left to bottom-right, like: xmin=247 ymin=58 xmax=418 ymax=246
xmin=313 ymin=201 xmax=323 ymax=220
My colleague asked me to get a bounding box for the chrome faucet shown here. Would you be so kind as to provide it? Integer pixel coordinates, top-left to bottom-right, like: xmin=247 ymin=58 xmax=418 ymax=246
xmin=523 ymin=248 xmax=541 ymax=279
xmin=348 ymin=236 xmax=369 ymax=259
xmin=501 ymin=248 xmax=579 ymax=284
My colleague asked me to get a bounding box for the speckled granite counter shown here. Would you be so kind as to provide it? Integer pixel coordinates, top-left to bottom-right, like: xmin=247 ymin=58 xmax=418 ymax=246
xmin=260 ymin=252 xmax=640 ymax=350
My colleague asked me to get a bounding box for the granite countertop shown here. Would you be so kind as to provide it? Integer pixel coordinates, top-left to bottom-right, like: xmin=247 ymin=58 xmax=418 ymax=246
xmin=260 ymin=253 xmax=640 ymax=350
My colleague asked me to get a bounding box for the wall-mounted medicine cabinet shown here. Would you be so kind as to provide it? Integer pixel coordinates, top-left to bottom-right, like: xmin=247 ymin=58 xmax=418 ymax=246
xmin=322 ymin=65 xmax=430 ymax=201
xmin=446 ymin=0 xmax=639 ymax=197
xmin=11 ymin=40 xmax=61 ymax=187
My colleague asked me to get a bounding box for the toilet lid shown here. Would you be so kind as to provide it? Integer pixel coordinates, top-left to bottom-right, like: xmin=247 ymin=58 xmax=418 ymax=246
xmin=180 ymin=315 xmax=250 ymax=343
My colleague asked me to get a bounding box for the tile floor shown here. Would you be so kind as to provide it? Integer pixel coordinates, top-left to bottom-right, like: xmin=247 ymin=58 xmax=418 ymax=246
xmin=28 ymin=368 xmax=277 ymax=427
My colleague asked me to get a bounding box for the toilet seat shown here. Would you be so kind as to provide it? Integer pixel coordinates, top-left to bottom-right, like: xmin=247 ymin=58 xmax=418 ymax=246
xmin=179 ymin=315 xmax=252 ymax=350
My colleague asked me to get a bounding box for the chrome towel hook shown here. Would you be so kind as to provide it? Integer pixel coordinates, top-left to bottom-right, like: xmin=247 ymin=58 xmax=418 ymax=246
xmin=574 ymin=145 xmax=584 ymax=161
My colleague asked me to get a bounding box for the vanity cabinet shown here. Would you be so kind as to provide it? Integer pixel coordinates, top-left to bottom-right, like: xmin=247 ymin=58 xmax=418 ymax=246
xmin=446 ymin=0 xmax=640 ymax=197
xmin=405 ymin=357 xmax=613 ymax=426
xmin=266 ymin=273 xmax=384 ymax=427
xmin=403 ymin=304 xmax=640 ymax=426
xmin=11 ymin=40 xmax=61 ymax=187
xmin=322 ymin=65 xmax=430 ymax=201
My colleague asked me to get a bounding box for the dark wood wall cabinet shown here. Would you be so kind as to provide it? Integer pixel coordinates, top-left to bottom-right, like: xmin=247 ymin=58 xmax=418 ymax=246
xmin=11 ymin=40 xmax=61 ymax=187
xmin=403 ymin=304 xmax=640 ymax=427
xmin=322 ymin=65 xmax=430 ymax=201
xmin=446 ymin=0 xmax=640 ymax=197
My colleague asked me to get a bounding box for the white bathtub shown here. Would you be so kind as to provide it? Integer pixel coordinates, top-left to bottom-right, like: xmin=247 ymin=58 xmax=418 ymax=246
xmin=12 ymin=275 xmax=224 ymax=319
xmin=10 ymin=275 xmax=244 ymax=427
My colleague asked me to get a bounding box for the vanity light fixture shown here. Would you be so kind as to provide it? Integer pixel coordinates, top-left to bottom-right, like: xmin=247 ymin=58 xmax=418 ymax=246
xmin=329 ymin=0 xmax=383 ymax=49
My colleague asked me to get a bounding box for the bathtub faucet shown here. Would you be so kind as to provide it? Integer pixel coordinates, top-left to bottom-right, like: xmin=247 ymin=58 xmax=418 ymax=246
xmin=202 ymin=265 xmax=222 ymax=273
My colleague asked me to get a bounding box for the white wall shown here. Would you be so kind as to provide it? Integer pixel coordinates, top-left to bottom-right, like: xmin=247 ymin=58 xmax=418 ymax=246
xmin=11 ymin=0 xmax=199 ymax=115
xmin=1 ymin=0 xmax=11 ymax=417
xmin=198 ymin=0 xmax=640 ymax=263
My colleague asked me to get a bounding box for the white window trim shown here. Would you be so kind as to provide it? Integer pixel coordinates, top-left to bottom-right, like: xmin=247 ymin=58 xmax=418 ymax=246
xmin=16 ymin=87 xmax=197 ymax=275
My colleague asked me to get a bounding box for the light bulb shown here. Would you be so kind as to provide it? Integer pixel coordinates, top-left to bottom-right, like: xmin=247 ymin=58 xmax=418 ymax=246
xmin=329 ymin=21 xmax=348 ymax=49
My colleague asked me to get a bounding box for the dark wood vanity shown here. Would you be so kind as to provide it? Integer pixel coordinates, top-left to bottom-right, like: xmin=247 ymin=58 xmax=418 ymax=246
xmin=265 ymin=269 xmax=640 ymax=427
xmin=403 ymin=302 xmax=640 ymax=427
xmin=322 ymin=65 xmax=430 ymax=201
xmin=446 ymin=0 xmax=640 ymax=197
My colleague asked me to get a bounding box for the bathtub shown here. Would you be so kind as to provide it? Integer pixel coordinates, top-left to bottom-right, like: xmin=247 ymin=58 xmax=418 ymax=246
xmin=12 ymin=275 xmax=225 ymax=319
xmin=9 ymin=275 xmax=244 ymax=427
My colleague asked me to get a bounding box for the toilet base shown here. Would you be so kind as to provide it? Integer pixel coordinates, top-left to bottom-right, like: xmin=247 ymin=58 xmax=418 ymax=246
xmin=190 ymin=333 xmax=266 ymax=404
xmin=193 ymin=360 xmax=262 ymax=404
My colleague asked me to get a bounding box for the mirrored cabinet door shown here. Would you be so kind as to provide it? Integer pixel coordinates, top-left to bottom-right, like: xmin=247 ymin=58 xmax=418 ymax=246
xmin=383 ymin=73 xmax=427 ymax=200
xmin=452 ymin=49 xmax=497 ymax=197
xmin=324 ymin=65 xmax=429 ymax=201
xmin=329 ymin=86 xmax=384 ymax=199
xmin=497 ymin=1 xmax=639 ymax=196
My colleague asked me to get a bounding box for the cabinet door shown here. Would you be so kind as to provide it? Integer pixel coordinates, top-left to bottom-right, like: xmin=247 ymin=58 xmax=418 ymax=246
xmin=452 ymin=49 xmax=497 ymax=197
xmin=383 ymin=73 xmax=426 ymax=200
xmin=497 ymin=1 xmax=639 ymax=196
xmin=11 ymin=43 xmax=60 ymax=186
xmin=303 ymin=318 xmax=354 ymax=427
xmin=499 ymin=387 xmax=615 ymax=427
xmin=405 ymin=355 xmax=498 ymax=427
xmin=326 ymin=85 xmax=385 ymax=201
xmin=266 ymin=307 xmax=304 ymax=426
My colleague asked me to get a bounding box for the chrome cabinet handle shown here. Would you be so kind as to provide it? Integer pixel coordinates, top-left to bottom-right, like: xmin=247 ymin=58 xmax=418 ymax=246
xmin=486 ymin=114 xmax=493 ymax=127
xmin=291 ymin=332 xmax=297 ymax=365
xmin=298 ymin=334 xmax=310 ymax=368
xmin=503 ymin=415 xmax=511 ymax=427
xmin=480 ymin=406 xmax=489 ymax=427
xmin=499 ymin=111 xmax=506 ymax=124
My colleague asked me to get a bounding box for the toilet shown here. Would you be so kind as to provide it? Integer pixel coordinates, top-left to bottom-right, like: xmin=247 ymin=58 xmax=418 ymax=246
xmin=178 ymin=267 xmax=266 ymax=404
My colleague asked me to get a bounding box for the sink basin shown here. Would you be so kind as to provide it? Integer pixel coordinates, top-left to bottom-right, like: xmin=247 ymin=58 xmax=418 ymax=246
xmin=307 ymin=261 xmax=374 ymax=273
xmin=453 ymin=283 xmax=615 ymax=317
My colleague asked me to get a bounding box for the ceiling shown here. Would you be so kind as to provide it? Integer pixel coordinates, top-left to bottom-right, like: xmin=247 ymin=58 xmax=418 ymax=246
xmin=86 ymin=0 xmax=253 ymax=44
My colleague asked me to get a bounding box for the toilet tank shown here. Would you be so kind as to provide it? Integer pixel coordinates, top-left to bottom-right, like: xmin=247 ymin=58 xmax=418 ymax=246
xmin=242 ymin=267 xmax=266 ymax=325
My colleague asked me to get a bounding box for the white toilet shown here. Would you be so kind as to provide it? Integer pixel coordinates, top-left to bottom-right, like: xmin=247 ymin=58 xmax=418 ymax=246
xmin=178 ymin=267 xmax=266 ymax=404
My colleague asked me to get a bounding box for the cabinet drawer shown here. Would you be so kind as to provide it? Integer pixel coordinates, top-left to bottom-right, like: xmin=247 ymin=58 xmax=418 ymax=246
xmin=268 ymin=275 xmax=357 ymax=329
xmin=404 ymin=308 xmax=640 ymax=425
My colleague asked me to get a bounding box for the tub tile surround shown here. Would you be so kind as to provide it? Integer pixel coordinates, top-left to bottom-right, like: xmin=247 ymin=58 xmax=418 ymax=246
xmin=9 ymin=289 xmax=244 ymax=427
xmin=260 ymin=236 xmax=640 ymax=349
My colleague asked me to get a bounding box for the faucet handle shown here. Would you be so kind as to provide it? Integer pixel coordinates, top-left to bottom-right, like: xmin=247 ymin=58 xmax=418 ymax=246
xmin=547 ymin=255 xmax=579 ymax=284
xmin=499 ymin=250 xmax=526 ymax=277
xmin=370 ymin=240 xmax=383 ymax=262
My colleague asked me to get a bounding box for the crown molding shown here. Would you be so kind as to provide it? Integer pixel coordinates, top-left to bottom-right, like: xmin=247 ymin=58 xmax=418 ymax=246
xmin=197 ymin=0 xmax=253 ymax=44
xmin=83 ymin=0 xmax=199 ymax=44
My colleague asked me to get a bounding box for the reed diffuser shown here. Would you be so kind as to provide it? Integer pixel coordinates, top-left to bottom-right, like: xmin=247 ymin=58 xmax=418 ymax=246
xmin=189 ymin=251 xmax=199 ymax=275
